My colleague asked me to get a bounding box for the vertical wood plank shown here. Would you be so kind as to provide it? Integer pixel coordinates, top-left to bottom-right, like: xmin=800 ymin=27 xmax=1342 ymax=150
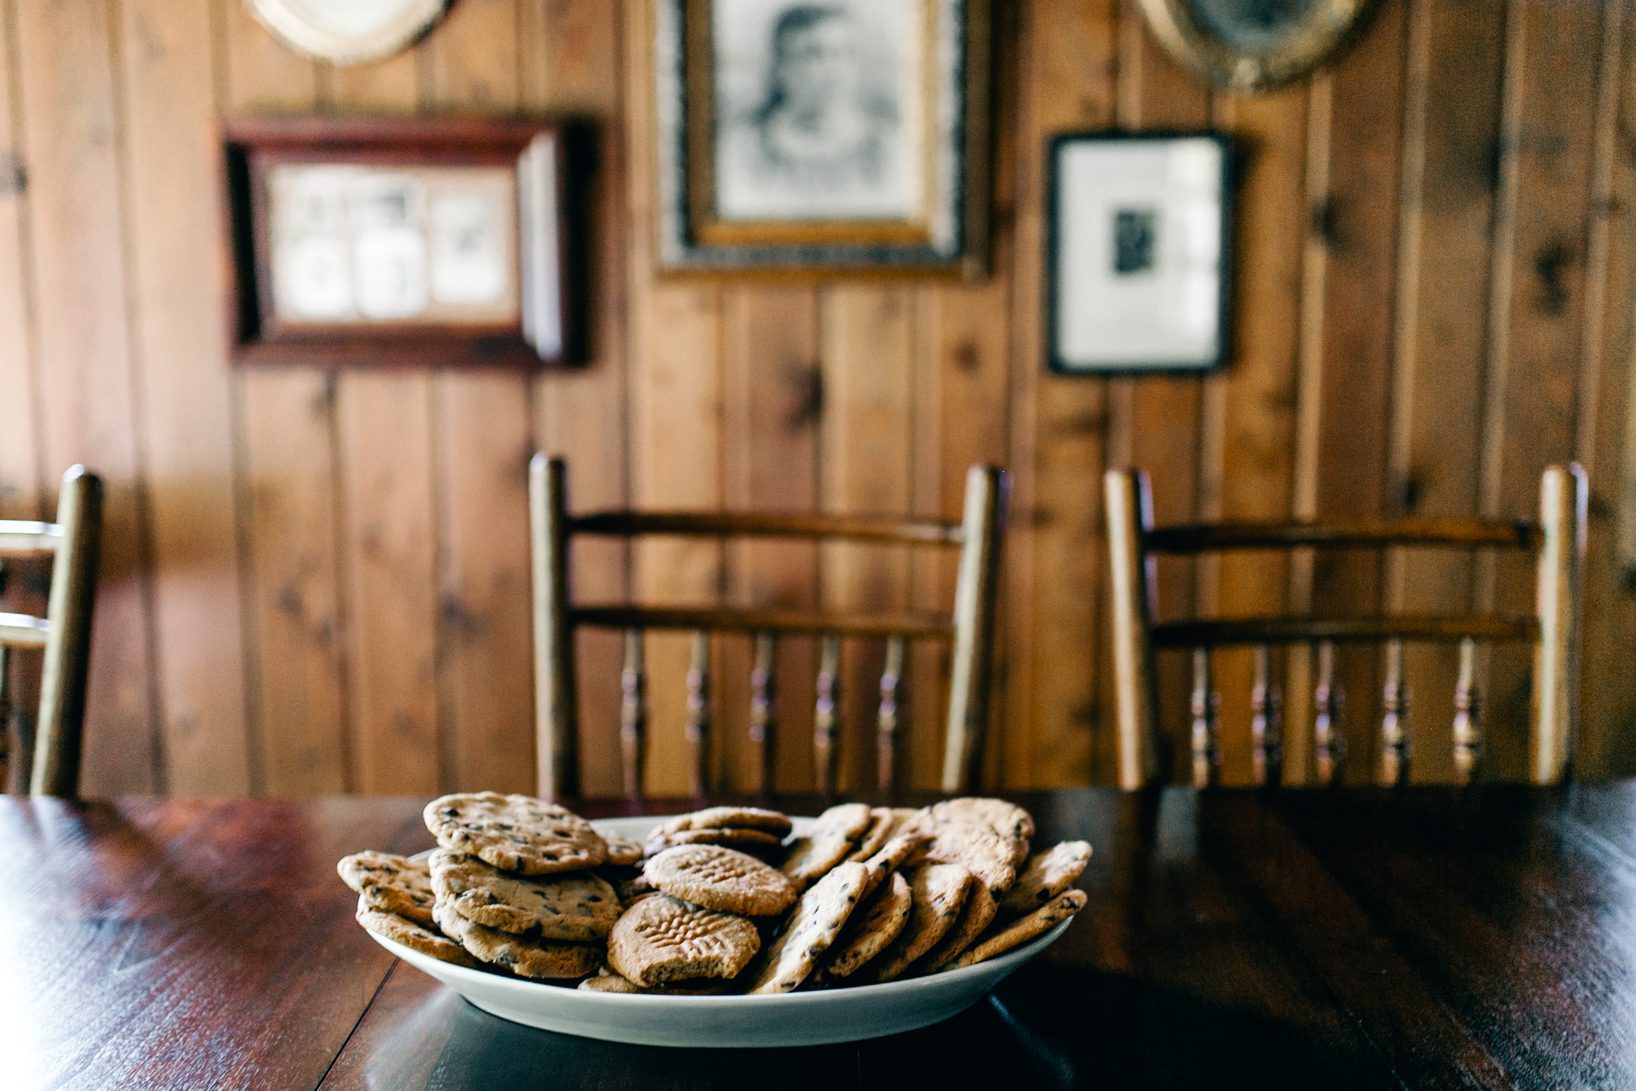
xmin=117 ymin=0 xmax=255 ymax=796
xmin=722 ymin=287 xmax=820 ymax=793
xmin=910 ymin=0 xmax=1019 ymax=790
xmin=1298 ymin=0 xmax=1409 ymax=783
xmin=223 ymin=1 xmax=348 ymax=795
xmin=0 ymin=5 xmax=44 ymax=794
xmin=15 ymin=0 xmax=161 ymax=793
xmin=1480 ymin=0 xmax=1606 ymax=780
xmin=1387 ymin=0 xmax=1508 ymax=784
xmin=523 ymin=0 xmax=633 ymax=797
xmin=424 ymin=0 xmax=538 ymax=793
xmin=328 ymin=46 xmax=441 ymax=795
xmin=1111 ymin=1 xmax=1215 ymax=782
xmin=1006 ymin=0 xmax=1119 ymax=788
xmin=822 ymin=285 xmax=914 ymax=792
xmin=1579 ymin=0 xmax=1636 ymax=777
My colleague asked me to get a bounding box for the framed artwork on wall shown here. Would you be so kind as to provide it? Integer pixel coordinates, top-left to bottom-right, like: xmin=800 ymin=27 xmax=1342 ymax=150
xmin=1047 ymin=133 xmax=1233 ymax=376
xmin=1132 ymin=0 xmax=1379 ymax=94
xmin=222 ymin=117 xmax=579 ymax=369
xmin=653 ymin=0 xmax=991 ymax=279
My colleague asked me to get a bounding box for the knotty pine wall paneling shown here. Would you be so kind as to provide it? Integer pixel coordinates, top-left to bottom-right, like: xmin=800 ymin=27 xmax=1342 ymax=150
xmin=0 ymin=0 xmax=1632 ymax=797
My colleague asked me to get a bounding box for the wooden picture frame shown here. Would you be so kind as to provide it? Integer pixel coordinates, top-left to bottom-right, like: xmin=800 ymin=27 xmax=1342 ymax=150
xmin=654 ymin=0 xmax=991 ymax=279
xmin=1132 ymin=0 xmax=1379 ymax=94
xmin=222 ymin=117 xmax=579 ymax=369
xmin=1046 ymin=132 xmax=1233 ymax=376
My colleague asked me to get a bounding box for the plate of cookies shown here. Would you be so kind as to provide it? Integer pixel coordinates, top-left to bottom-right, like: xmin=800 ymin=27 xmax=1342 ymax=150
xmin=339 ymin=794 xmax=1089 ymax=1047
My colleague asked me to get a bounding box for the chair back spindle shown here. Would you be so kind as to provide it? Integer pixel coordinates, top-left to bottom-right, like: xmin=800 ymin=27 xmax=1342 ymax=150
xmin=877 ymin=635 xmax=906 ymax=794
xmin=685 ymin=631 xmax=711 ymax=797
xmin=813 ymin=634 xmax=841 ymax=796
xmin=619 ymin=629 xmax=646 ymax=800
xmin=1250 ymin=645 xmax=1282 ymax=787
xmin=531 ymin=457 xmax=1008 ymax=798
xmin=1189 ymin=647 xmax=1220 ymax=788
xmin=1452 ymin=638 xmax=1482 ymax=784
xmin=1105 ymin=464 xmax=1585 ymax=788
xmin=1378 ymin=639 xmax=1410 ymax=787
xmin=1313 ymin=641 xmax=1344 ymax=786
xmin=748 ymin=632 xmax=776 ymax=792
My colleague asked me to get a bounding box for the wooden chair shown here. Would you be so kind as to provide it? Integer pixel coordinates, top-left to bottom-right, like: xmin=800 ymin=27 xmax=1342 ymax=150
xmin=0 ymin=466 xmax=103 ymax=796
xmin=1105 ymin=464 xmax=1586 ymax=789
xmin=530 ymin=455 xmax=1008 ymax=798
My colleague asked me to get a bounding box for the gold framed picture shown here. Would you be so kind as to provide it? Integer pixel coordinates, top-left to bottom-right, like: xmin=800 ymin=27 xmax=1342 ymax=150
xmin=654 ymin=0 xmax=990 ymax=278
xmin=1133 ymin=0 xmax=1379 ymax=94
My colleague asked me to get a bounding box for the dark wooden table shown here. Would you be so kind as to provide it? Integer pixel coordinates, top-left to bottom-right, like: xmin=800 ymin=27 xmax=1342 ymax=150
xmin=7 ymin=787 xmax=1636 ymax=1089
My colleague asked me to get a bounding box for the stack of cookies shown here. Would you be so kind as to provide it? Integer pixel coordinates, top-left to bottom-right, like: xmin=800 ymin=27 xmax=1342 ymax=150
xmin=339 ymin=793 xmax=1090 ymax=995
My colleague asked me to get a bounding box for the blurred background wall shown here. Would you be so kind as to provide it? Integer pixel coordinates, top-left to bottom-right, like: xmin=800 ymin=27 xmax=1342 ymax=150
xmin=0 ymin=0 xmax=1631 ymax=796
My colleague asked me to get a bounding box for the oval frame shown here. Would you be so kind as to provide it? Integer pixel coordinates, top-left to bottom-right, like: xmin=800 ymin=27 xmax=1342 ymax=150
xmin=246 ymin=0 xmax=451 ymax=67
xmin=1133 ymin=0 xmax=1379 ymax=93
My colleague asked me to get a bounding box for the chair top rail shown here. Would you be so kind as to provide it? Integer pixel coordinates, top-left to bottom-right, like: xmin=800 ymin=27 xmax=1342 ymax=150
xmin=570 ymin=605 xmax=954 ymax=639
xmin=0 ymin=611 xmax=50 ymax=649
xmin=0 ymin=522 xmax=62 ymax=558
xmin=1143 ymin=518 xmax=1540 ymax=554
xmin=1150 ymin=614 xmax=1537 ymax=648
xmin=568 ymin=511 xmax=964 ymax=546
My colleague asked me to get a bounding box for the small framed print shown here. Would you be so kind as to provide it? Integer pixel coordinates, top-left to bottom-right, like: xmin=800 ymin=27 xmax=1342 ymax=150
xmin=223 ymin=117 xmax=578 ymax=369
xmin=1047 ymin=133 xmax=1232 ymax=375
xmin=654 ymin=0 xmax=991 ymax=278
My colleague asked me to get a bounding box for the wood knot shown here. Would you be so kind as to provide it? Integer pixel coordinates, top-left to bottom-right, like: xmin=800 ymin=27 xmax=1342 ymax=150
xmin=784 ymin=363 xmax=823 ymax=432
xmin=1309 ymin=195 xmax=1343 ymax=250
xmin=0 ymin=152 xmax=25 ymax=197
xmin=1532 ymin=241 xmax=1576 ymax=316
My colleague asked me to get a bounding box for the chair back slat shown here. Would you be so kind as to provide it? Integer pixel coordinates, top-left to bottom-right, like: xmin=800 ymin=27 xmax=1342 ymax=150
xmin=748 ymin=632 xmax=776 ymax=793
xmin=813 ymin=634 xmax=841 ymax=796
xmin=569 ymin=511 xmax=964 ymax=545
xmin=1106 ymin=464 xmax=1585 ymax=789
xmin=1144 ymin=519 xmax=1539 ymax=553
xmin=1189 ymin=648 xmax=1219 ymax=788
xmin=0 ymin=525 xmax=62 ymax=557
xmin=1378 ymin=639 xmax=1410 ymax=787
xmin=877 ymin=635 xmax=906 ymax=794
xmin=619 ymin=629 xmax=646 ymax=800
xmin=0 ymin=614 xmax=51 ymax=650
xmin=531 ymin=455 xmax=1008 ymax=799
xmin=1452 ymin=638 xmax=1482 ymax=784
xmin=1250 ymin=645 xmax=1281 ymax=788
xmin=1313 ymin=641 xmax=1343 ymax=786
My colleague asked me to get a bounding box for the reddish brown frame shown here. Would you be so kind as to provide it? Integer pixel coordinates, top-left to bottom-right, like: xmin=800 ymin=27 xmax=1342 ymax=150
xmin=222 ymin=116 xmax=582 ymax=369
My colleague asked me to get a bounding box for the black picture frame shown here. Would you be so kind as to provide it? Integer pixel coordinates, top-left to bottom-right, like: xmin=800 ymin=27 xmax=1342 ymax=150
xmin=1045 ymin=131 xmax=1234 ymax=377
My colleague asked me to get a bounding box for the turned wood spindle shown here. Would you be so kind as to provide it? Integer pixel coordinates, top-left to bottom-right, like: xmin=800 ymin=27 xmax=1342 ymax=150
xmin=1379 ymin=639 xmax=1410 ymax=787
xmin=619 ymin=628 xmax=646 ymax=799
xmin=814 ymin=634 xmax=841 ymax=795
xmin=877 ymin=636 xmax=906 ymax=794
xmin=1190 ymin=647 xmax=1220 ymax=788
xmin=1453 ymin=637 xmax=1482 ymax=785
xmin=685 ymin=630 xmax=711 ymax=798
xmin=1313 ymin=641 xmax=1344 ymax=786
xmin=0 ymin=645 xmax=11 ymax=791
xmin=1251 ymin=644 xmax=1282 ymax=788
xmin=748 ymin=632 xmax=776 ymax=794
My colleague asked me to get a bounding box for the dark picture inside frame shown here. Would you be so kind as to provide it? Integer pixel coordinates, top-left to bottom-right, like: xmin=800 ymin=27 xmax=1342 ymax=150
xmin=1047 ymin=133 xmax=1233 ymax=375
xmin=223 ymin=117 xmax=579 ymax=368
xmin=656 ymin=0 xmax=990 ymax=277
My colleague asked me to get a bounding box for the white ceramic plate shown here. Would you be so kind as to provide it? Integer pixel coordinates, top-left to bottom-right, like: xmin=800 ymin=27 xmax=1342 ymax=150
xmin=365 ymin=815 xmax=1076 ymax=1048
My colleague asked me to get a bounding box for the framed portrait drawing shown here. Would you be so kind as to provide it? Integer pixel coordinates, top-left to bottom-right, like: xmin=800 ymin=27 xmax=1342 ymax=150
xmin=223 ymin=117 xmax=578 ymax=369
xmin=654 ymin=0 xmax=991 ymax=278
xmin=1047 ymin=133 xmax=1232 ymax=375
xmin=1133 ymin=0 xmax=1379 ymax=93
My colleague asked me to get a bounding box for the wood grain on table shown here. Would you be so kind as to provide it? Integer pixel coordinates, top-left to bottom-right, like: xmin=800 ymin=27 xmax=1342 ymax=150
xmin=5 ymin=788 xmax=1636 ymax=1089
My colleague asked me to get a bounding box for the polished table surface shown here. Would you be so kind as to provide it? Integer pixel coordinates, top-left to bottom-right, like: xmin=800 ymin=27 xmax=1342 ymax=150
xmin=7 ymin=786 xmax=1636 ymax=1089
